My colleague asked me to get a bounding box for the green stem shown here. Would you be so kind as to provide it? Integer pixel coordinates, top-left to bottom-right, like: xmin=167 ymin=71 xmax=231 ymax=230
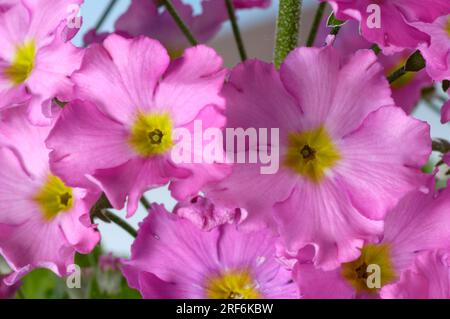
xmin=330 ymin=25 xmax=341 ymax=36
xmin=387 ymin=67 xmax=407 ymax=84
xmin=306 ymin=2 xmax=326 ymax=47
xmin=161 ymin=0 xmax=198 ymax=46
xmin=388 ymin=50 xmax=425 ymax=84
xmin=371 ymin=44 xmax=381 ymax=55
xmin=140 ymin=196 xmax=151 ymax=210
xmin=274 ymin=0 xmax=302 ymax=68
xmin=94 ymin=0 xmax=119 ymax=31
xmin=103 ymin=210 xmax=137 ymax=238
xmin=225 ymin=0 xmax=247 ymax=61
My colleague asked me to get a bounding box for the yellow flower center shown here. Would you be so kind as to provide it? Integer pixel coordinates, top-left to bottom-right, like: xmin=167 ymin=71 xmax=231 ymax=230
xmin=128 ymin=112 xmax=173 ymax=157
xmin=284 ymin=126 xmax=340 ymax=182
xmin=387 ymin=58 xmax=415 ymax=90
xmin=341 ymin=244 xmax=397 ymax=294
xmin=168 ymin=47 xmax=184 ymax=60
xmin=446 ymin=16 xmax=450 ymax=38
xmin=4 ymin=41 xmax=36 ymax=85
xmin=33 ymin=175 xmax=74 ymax=221
xmin=205 ymin=270 xmax=261 ymax=299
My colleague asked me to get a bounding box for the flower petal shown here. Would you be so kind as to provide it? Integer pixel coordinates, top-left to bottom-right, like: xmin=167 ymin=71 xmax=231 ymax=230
xmin=336 ymin=106 xmax=431 ymax=220
xmin=47 ymin=100 xmax=134 ymax=188
xmin=154 ymin=45 xmax=226 ymax=126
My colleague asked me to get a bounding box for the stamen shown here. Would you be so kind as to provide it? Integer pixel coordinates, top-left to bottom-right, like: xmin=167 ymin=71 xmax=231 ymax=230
xmin=129 ymin=112 xmax=173 ymax=157
xmin=148 ymin=129 xmax=164 ymax=144
xmin=284 ymin=126 xmax=340 ymax=182
xmin=341 ymin=244 xmax=397 ymax=294
xmin=33 ymin=175 xmax=74 ymax=220
xmin=300 ymin=144 xmax=315 ymax=160
xmin=59 ymin=192 xmax=72 ymax=207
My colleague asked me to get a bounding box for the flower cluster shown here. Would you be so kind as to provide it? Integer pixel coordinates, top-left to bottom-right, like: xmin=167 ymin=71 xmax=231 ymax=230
xmin=0 ymin=0 xmax=449 ymax=299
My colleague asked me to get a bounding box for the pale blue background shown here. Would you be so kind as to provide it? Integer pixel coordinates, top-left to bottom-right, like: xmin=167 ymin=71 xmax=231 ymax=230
xmin=74 ymin=0 xmax=449 ymax=256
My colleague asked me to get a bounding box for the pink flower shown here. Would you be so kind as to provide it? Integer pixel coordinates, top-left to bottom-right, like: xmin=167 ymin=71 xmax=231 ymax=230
xmin=0 ymin=108 xmax=100 ymax=285
xmin=121 ymin=204 xmax=298 ymax=299
xmin=174 ymin=195 xmax=246 ymax=231
xmin=207 ymin=46 xmax=431 ymax=270
xmin=381 ymin=250 xmax=450 ymax=299
xmin=0 ymin=274 xmax=19 ymax=299
xmin=442 ymin=99 xmax=450 ymax=124
xmin=323 ymin=0 xmax=450 ymax=53
xmin=0 ymin=0 xmax=18 ymax=12
xmin=47 ymin=34 xmax=229 ymax=217
xmin=99 ymin=253 xmax=121 ymax=272
xmin=317 ymin=20 xmax=432 ymax=113
xmin=233 ymin=0 xmax=271 ymax=9
xmin=294 ymin=184 xmax=450 ymax=298
xmin=444 ymin=152 xmax=450 ymax=166
xmin=0 ymin=0 xmax=84 ymax=125
xmin=85 ymin=0 xmax=227 ymax=58
xmin=414 ymin=15 xmax=450 ymax=82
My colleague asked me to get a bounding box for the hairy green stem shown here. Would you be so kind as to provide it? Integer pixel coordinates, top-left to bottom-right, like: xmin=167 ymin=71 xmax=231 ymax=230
xmin=225 ymin=0 xmax=247 ymax=61
xmin=306 ymin=2 xmax=326 ymax=47
xmin=274 ymin=0 xmax=302 ymax=68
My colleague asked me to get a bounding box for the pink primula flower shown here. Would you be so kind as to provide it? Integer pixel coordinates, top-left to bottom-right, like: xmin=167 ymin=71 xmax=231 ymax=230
xmin=0 ymin=274 xmax=19 ymax=299
xmin=0 ymin=0 xmax=84 ymax=124
xmin=85 ymin=0 xmax=227 ymax=58
xmin=322 ymin=0 xmax=450 ymax=53
xmin=317 ymin=20 xmax=432 ymax=113
xmin=121 ymin=203 xmax=298 ymax=299
xmin=442 ymin=99 xmax=450 ymax=124
xmin=207 ymin=46 xmax=431 ymax=270
xmin=414 ymin=15 xmax=450 ymax=82
xmin=233 ymin=0 xmax=271 ymax=9
xmin=444 ymin=152 xmax=450 ymax=167
xmin=294 ymin=184 xmax=450 ymax=299
xmin=174 ymin=195 xmax=245 ymax=231
xmin=381 ymin=250 xmax=450 ymax=299
xmin=0 ymin=108 xmax=100 ymax=285
xmin=0 ymin=0 xmax=18 ymax=12
xmin=47 ymin=34 xmax=229 ymax=217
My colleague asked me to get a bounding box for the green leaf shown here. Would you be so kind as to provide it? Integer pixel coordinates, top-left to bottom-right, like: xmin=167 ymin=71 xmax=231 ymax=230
xmin=421 ymin=160 xmax=435 ymax=174
xmin=75 ymin=244 xmax=102 ymax=268
xmin=19 ymin=268 xmax=68 ymax=299
xmin=405 ymin=50 xmax=426 ymax=72
xmin=327 ymin=12 xmax=347 ymax=27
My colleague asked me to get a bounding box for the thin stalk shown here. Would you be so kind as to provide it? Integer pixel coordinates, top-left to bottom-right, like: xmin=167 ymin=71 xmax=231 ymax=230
xmin=330 ymin=25 xmax=341 ymax=36
xmin=306 ymin=2 xmax=326 ymax=47
xmin=274 ymin=0 xmax=303 ymax=68
xmin=371 ymin=44 xmax=381 ymax=55
xmin=388 ymin=67 xmax=407 ymax=84
xmin=161 ymin=0 xmax=198 ymax=45
xmin=225 ymin=0 xmax=247 ymax=61
xmin=140 ymin=196 xmax=151 ymax=210
xmin=94 ymin=0 xmax=119 ymax=31
xmin=103 ymin=210 xmax=137 ymax=238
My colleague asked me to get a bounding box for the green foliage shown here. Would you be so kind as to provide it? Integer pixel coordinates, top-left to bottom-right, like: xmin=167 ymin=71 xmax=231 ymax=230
xmin=19 ymin=268 xmax=69 ymax=299
xmin=16 ymin=245 xmax=141 ymax=299
xmin=326 ymin=12 xmax=347 ymax=27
